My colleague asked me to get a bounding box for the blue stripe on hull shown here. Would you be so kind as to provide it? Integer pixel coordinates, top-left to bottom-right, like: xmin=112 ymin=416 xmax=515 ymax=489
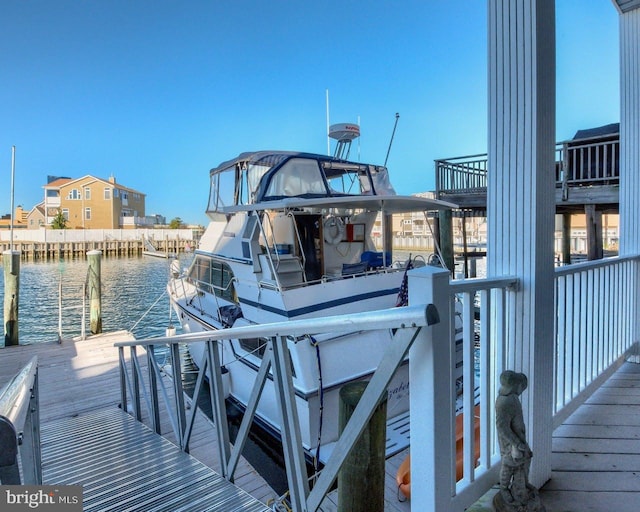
xmin=238 ymin=287 xmax=400 ymax=318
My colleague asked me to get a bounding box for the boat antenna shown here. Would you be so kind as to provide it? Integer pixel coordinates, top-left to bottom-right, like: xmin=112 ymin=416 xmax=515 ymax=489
xmin=384 ymin=113 xmax=400 ymax=167
xmin=357 ymin=115 xmax=361 ymax=161
xmin=326 ymin=89 xmax=331 ymax=156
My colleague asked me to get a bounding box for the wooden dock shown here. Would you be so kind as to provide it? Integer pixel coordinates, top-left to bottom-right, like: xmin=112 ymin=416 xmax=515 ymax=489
xmin=0 ymin=239 xmax=192 ymax=261
xmin=0 ymin=332 xmax=274 ymax=511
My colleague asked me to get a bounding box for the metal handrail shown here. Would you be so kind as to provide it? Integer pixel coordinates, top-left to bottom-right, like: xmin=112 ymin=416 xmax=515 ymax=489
xmin=115 ymin=303 xmax=435 ymax=508
xmin=115 ymin=303 xmax=432 ymax=349
xmin=0 ymin=356 xmax=42 ymax=485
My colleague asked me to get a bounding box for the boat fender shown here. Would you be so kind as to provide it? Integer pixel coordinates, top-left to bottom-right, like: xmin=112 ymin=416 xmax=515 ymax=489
xmin=323 ymin=216 xmax=345 ymax=245
xmin=221 ymin=365 xmax=230 ymax=399
xmin=170 ymin=259 xmax=181 ymax=278
xmin=396 ymin=453 xmax=411 ymax=501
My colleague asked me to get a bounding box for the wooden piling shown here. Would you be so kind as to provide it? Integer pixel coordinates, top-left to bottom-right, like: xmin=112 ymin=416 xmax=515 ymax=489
xmin=439 ymin=209 xmax=454 ymax=273
xmin=3 ymin=250 xmax=21 ymax=346
xmin=87 ymin=250 xmax=102 ymax=334
xmin=562 ymin=212 xmax=572 ymax=265
xmin=337 ymin=380 xmax=387 ymax=512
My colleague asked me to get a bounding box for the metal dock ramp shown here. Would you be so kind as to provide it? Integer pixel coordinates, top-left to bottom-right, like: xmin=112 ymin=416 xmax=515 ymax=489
xmin=41 ymin=406 xmax=270 ymax=512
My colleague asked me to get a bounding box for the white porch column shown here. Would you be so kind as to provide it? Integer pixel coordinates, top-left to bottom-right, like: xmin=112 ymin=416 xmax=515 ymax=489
xmin=487 ymin=0 xmax=556 ymax=487
xmin=618 ymin=5 xmax=640 ymax=254
xmin=617 ymin=4 xmax=640 ymax=354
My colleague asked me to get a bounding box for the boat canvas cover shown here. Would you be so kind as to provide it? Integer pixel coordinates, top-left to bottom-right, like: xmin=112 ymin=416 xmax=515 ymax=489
xmin=208 ymin=150 xmax=457 ymax=214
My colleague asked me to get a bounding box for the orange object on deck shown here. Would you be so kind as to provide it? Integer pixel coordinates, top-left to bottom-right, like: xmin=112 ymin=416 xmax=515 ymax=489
xmin=396 ymin=405 xmax=481 ymax=500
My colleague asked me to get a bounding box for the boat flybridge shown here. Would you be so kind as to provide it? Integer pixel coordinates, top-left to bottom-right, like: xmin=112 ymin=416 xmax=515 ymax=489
xmin=168 ymin=150 xmax=458 ymax=465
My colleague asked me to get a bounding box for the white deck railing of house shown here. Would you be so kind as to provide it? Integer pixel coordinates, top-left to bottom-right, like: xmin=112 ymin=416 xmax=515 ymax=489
xmin=435 ymin=135 xmax=619 ymax=196
xmin=553 ymin=254 xmax=640 ymax=428
xmin=116 ymin=257 xmax=639 ymax=511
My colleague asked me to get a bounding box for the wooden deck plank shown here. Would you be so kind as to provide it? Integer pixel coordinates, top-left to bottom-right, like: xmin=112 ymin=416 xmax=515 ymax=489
xmin=540 ymin=491 xmax=640 ymax=512
xmin=539 ymin=361 xmax=640 ymax=512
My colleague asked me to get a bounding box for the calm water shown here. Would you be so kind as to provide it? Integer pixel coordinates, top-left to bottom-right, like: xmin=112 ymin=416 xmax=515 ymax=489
xmin=0 ymin=253 xmax=291 ymax=495
xmin=0 ymin=254 xmax=186 ymax=345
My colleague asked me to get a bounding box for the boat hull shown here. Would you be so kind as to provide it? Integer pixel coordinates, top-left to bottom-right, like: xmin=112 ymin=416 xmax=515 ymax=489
xmin=174 ymin=299 xmax=410 ymax=462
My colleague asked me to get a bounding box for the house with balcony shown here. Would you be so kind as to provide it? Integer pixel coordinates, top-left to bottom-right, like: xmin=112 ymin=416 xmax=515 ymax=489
xmin=43 ymin=175 xmax=151 ymax=229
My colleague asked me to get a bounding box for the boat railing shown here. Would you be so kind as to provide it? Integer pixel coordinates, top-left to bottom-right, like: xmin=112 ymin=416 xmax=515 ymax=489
xmin=257 ymin=213 xmax=297 ymax=290
xmin=0 ymin=356 xmax=42 ymax=485
xmin=289 ymin=212 xmax=307 ymax=280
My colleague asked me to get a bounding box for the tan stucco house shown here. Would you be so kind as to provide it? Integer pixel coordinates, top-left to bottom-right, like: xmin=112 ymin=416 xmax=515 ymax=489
xmin=43 ymin=175 xmax=147 ymax=229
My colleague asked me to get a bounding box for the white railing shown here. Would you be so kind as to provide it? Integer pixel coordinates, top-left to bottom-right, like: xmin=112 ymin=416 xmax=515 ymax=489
xmin=553 ymin=254 xmax=640 ymax=427
xmin=116 ymin=257 xmax=639 ymax=511
xmin=116 ymin=266 xmax=518 ymax=511
xmin=410 ymin=270 xmax=519 ymax=511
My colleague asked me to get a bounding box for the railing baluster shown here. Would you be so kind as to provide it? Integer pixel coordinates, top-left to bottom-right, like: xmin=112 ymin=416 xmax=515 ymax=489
xmin=205 ymin=339 xmax=232 ymax=479
xmin=170 ymin=343 xmax=187 ymax=451
xmin=118 ymin=346 xmax=128 ymax=412
xmin=462 ymin=290 xmax=475 ymax=482
xmin=147 ymin=344 xmax=161 ymax=434
xmin=130 ymin=346 xmax=142 ymax=420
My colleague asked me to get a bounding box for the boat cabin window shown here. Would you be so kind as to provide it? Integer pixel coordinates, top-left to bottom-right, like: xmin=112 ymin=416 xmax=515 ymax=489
xmin=325 ymin=168 xmax=371 ymax=195
xmin=208 ymin=163 xmax=271 ymax=213
xmin=188 ymin=256 xmax=236 ymax=302
xmin=264 ymin=158 xmax=327 ymax=198
xmin=208 ymin=164 xmax=237 ymax=213
xmin=246 ymin=163 xmax=270 ymax=204
xmin=236 ymin=337 xmax=297 ymax=377
xmin=238 ymin=337 xmax=267 ymax=359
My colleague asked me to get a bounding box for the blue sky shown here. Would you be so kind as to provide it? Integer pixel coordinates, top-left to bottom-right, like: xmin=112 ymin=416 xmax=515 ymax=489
xmin=1 ymin=1 xmax=620 ymax=226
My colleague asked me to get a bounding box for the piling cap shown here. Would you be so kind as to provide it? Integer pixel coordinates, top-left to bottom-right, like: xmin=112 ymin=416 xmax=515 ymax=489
xmin=86 ymin=250 xmax=102 ymax=256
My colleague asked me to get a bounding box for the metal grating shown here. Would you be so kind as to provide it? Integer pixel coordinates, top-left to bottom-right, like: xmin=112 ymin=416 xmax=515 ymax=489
xmin=41 ymin=407 xmax=269 ymax=512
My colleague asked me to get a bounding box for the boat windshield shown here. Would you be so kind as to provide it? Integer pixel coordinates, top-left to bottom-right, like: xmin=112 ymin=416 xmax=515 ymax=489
xmin=206 ymin=152 xmax=387 ymax=215
xmin=207 ymin=162 xmax=270 ymax=215
xmin=260 ymin=158 xmax=375 ymax=200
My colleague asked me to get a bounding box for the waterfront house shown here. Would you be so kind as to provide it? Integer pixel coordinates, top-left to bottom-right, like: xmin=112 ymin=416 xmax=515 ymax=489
xmin=43 ymin=174 xmax=150 ymax=229
xmin=26 ymin=203 xmax=46 ymax=229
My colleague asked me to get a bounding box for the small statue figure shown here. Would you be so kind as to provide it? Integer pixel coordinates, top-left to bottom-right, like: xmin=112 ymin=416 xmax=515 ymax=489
xmin=493 ymin=370 xmax=546 ymax=512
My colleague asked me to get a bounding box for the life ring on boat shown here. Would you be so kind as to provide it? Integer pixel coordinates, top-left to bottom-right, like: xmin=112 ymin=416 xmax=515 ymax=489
xmin=323 ymin=216 xmax=345 ymax=245
xmin=395 ymin=405 xmax=482 ymax=501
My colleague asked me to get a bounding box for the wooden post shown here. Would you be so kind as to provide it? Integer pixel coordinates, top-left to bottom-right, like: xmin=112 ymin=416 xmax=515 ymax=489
xmin=585 ymin=204 xmax=603 ymax=260
xmin=3 ymin=250 xmax=21 ymax=346
xmin=438 ymin=209 xmax=454 ymax=273
xmin=461 ymin=211 xmax=469 ymax=278
xmin=87 ymin=250 xmax=102 ymax=334
xmin=561 ymin=212 xmax=572 ymax=265
xmin=337 ymin=381 xmax=387 ymax=512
